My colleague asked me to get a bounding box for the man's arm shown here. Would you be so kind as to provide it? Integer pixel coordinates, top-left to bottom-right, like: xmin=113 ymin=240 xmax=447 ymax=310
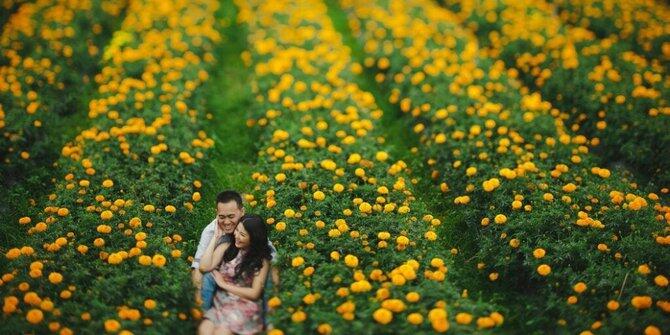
xmin=268 ymin=240 xmax=277 ymax=264
xmin=268 ymin=240 xmax=280 ymax=286
xmin=192 ymin=219 xmax=216 ymax=270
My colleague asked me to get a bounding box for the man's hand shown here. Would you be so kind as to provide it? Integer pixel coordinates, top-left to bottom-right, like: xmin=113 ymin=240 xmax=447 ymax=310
xmin=191 ymin=268 xmax=203 ymax=288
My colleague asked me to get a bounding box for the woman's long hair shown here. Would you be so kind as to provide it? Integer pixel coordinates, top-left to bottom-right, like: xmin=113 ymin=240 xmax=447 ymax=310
xmin=222 ymin=214 xmax=272 ymax=282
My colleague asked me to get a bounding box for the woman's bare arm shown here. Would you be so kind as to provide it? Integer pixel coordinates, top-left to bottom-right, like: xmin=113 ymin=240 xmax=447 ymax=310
xmin=212 ymin=259 xmax=270 ymax=301
xmin=199 ymin=242 xmax=229 ymax=273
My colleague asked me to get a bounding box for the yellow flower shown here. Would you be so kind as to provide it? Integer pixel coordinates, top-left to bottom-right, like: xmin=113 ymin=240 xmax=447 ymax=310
xmin=494 ymin=214 xmax=507 ymax=224
xmin=533 ymin=248 xmax=546 ymax=258
xmin=455 ymin=312 xmax=472 ymax=325
xmin=152 ymin=255 xmax=166 ymax=267
xmin=406 ymin=292 xmax=420 ymax=302
xmin=138 ymin=255 xmax=152 ymax=266
xmin=107 ymin=253 xmax=123 ymax=265
xmin=606 ymin=300 xmax=619 ymax=311
xmin=375 ymin=151 xmax=389 ymax=161
xmin=317 ymin=323 xmax=332 ymax=334
xmin=573 ymin=282 xmax=587 ymax=293
xmin=144 ymin=299 xmax=156 ymax=309
xmin=268 ymin=297 xmax=281 ymax=308
xmin=344 ymin=254 xmax=359 ymax=268
xmin=104 ymin=319 xmax=121 ymax=333
xmin=407 ymin=312 xmax=423 ymax=325
xmin=48 ymin=272 xmax=63 ymax=284
xmin=102 ymin=179 xmax=114 ymax=188
xmin=477 ymin=316 xmax=495 ymax=329
xmin=537 ymin=264 xmax=551 ymax=276
xmin=302 ymin=294 xmax=316 ymax=305
xmin=359 ymin=202 xmax=372 ymax=213
xmin=313 ymin=191 xmax=325 ymax=201
xmin=373 ymin=308 xmax=393 ymax=325
xmin=6 ymin=248 xmax=21 ymax=260
xmin=291 ymin=311 xmax=306 ymax=323
xmin=645 ymin=326 xmax=661 ymax=335
xmin=631 ymin=296 xmax=652 ymax=310
xmin=26 ymin=309 xmax=43 ymax=324
xmin=291 ymin=257 xmax=304 ymax=267
xmin=100 ymin=210 xmax=113 ymax=220
xmin=284 ymin=209 xmax=295 ymax=218
xmin=320 ymin=159 xmax=337 ymax=171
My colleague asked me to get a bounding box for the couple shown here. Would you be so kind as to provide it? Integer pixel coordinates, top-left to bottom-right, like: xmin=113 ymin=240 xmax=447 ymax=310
xmin=192 ymin=190 xmax=278 ymax=335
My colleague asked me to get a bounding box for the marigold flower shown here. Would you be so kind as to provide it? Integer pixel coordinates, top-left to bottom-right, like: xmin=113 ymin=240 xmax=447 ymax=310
xmin=26 ymin=309 xmax=43 ymax=324
xmin=344 ymin=254 xmax=359 ymax=268
xmin=455 ymin=312 xmax=472 ymax=325
xmin=631 ymin=296 xmax=652 ymax=309
xmin=373 ymin=308 xmax=392 ymax=324
xmin=104 ymin=319 xmax=120 ymax=332
xmin=291 ymin=310 xmax=306 ymax=323
xmin=407 ymin=313 xmax=423 ymax=325
xmin=537 ymin=264 xmax=551 ymax=276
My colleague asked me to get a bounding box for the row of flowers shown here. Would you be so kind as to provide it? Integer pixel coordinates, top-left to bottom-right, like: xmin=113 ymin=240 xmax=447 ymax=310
xmin=549 ymin=0 xmax=670 ymax=65
xmin=440 ymin=0 xmax=670 ymax=190
xmin=1 ymin=0 xmax=126 ymax=183
xmin=341 ymin=0 xmax=668 ymax=333
xmin=236 ymin=0 xmax=504 ymax=333
xmin=1 ymin=0 xmax=220 ymax=333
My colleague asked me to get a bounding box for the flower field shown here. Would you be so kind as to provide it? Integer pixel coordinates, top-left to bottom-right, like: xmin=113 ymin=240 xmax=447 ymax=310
xmin=1 ymin=0 xmax=668 ymax=334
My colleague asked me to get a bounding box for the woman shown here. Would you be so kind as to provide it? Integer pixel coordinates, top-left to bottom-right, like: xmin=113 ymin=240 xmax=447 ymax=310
xmin=198 ymin=214 xmax=272 ymax=335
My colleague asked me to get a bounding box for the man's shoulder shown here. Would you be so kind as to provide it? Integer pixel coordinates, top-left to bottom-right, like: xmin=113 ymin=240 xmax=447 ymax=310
xmin=203 ymin=219 xmax=217 ymax=232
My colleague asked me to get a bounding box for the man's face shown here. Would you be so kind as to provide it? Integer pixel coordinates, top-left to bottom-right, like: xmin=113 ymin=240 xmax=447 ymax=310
xmin=216 ymin=201 xmax=244 ymax=234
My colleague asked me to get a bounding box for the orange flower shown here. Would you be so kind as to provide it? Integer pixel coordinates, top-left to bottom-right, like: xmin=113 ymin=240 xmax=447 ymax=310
xmin=631 ymin=296 xmax=652 ymax=310
xmin=373 ymin=308 xmax=393 ymax=325
xmin=455 ymin=312 xmax=472 ymax=325
xmin=104 ymin=319 xmax=120 ymax=332
xmin=26 ymin=309 xmax=43 ymax=324
xmin=537 ymin=264 xmax=551 ymax=276
xmin=48 ymin=272 xmax=63 ymax=284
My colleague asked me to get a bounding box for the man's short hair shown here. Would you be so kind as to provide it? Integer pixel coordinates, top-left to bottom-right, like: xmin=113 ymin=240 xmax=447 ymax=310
xmin=216 ymin=190 xmax=243 ymax=208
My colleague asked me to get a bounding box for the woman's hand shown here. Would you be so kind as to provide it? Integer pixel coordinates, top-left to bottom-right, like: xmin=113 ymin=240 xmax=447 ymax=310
xmin=212 ymin=270 xmax=228 ymax=290
xmin=213 ymin=223 xmax=223 ymax=240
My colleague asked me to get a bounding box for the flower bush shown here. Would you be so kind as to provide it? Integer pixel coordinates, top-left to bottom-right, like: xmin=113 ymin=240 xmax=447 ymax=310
xmin=439 ymin=0 xmax=670 ymax=190
xmin=1 ymin=0 xmax=126 ymax=184
xmin=1 ymin=0 xmax=220 ymax=333
xmin=236 ymin=0 xmax=504 ymax=333
xmin=549 ymin=0 xmax=670 ymax=65
xmin=341 ymin=0 xmax=669 ymax=332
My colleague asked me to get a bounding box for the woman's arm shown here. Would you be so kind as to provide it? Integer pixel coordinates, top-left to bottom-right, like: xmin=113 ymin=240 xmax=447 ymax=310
xmin=199 ymin=242 xmax=229 ymax=273
xmin=198 ymin=223 xmax=226 ymax=272
xmin=212 ymin=259 xmax=270 ymax=301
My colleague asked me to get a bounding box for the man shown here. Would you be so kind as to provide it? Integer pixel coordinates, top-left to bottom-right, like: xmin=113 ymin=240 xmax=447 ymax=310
xmin=191 ymin=190 xmax=245 ymax=309
xmin=191 ymin=190 xmax=278 ymax=311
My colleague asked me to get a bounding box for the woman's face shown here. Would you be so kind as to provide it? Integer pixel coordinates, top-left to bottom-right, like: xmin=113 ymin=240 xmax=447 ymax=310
xmin=234 ymin=223 xmax=251 ymax=250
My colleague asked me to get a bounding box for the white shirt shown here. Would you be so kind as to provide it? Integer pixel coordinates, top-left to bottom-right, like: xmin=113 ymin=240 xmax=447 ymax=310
xmin=192 ymin=218 xmax=277 ymax=269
